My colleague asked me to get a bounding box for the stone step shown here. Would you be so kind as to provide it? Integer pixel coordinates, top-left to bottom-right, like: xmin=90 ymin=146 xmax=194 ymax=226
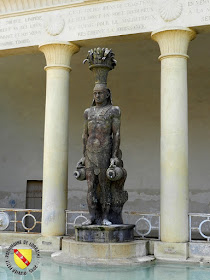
xmin=61 ymin=238 xmax=148 ymax=260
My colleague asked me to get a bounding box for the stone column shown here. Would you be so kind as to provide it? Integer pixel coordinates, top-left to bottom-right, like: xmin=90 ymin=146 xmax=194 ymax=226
xmin=152 ymin=28 xmax=196 ymax=242
xmin=39 ymin=42 xmax=79 ymax=236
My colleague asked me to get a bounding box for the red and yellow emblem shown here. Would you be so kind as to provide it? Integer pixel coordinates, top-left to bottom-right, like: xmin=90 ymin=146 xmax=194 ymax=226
xmin=14 ymin=249 xmax=32 ymax=269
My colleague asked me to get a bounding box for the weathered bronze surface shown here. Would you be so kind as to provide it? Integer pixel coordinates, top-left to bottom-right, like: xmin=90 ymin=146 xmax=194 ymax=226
xmin=75 ymin=48 xmax=128 ymax=226
xmin=75 ymin=224 xmax=134 ymax=243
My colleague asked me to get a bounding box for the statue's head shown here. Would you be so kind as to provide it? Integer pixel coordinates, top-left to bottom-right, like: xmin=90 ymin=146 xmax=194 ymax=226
xmin=92 ymin=84 xmax=112 ymax=106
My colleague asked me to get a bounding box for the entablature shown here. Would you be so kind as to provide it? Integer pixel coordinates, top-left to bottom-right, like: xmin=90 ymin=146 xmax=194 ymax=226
xmin=0 ymin=0 xmax=210 ymax=56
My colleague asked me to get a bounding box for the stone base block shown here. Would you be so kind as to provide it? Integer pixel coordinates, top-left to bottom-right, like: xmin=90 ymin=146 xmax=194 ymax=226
xmin=52 ymin=238 xmax=153 ymax=265
xmin=0 ymin=233 xmax=62 ymax=252
xmin=154 ymin=241 xmax=188 ymax=261
xmin=52 ymin=251 xmax=155 ymax=266
xmin=148 ymin=240 xmax=155 ymax=255
xmin=189 ymin=242 xmax=210 ymax=261
xmin=36 ymin=236 xmax=62 ymax=251
xmin=75 ymin=224 xmax=135 ymax=243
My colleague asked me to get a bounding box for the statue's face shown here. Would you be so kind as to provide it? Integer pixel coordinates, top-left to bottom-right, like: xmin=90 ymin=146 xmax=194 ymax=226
xmin=93 ymin=90 xmax=109 ymax=104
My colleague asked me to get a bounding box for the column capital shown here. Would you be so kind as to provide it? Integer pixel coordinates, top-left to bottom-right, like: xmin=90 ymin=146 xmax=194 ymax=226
xmin=39 ymin=41 xmax=80 ymax=71
xmin=151 ymin=27 xmax=196 ymax=60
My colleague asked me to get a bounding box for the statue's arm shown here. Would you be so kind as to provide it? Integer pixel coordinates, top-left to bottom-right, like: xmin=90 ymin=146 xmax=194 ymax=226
xmin=111 ymin=106 xmax=121 ymax=161
xmin=77 ymin=109 xmax=89 ymax=167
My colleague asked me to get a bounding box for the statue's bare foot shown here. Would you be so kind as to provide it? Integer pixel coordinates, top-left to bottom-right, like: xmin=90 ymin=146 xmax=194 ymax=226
xmin=102 ymin=219 xmax=112 ymax=226
xmin=82 ymin=219 xmax=93 ymax=226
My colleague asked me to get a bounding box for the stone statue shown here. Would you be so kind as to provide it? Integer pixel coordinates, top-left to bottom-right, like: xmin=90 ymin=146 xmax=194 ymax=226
xmin=74 ymin=48 xmax=128 ymax=226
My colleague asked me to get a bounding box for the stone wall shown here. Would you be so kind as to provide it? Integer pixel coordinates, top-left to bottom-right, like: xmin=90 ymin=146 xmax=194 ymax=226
xmin=0 ymin=34 xmax=210 ymax=215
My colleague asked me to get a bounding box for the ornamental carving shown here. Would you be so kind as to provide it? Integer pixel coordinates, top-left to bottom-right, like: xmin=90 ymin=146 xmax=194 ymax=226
xmin=45 ymin=15 xmax=65 ymax=36
xmin=0 ymin=0 xmax=83 ymax=15
xmin=159 ymin=0 xmax=183 ymax=22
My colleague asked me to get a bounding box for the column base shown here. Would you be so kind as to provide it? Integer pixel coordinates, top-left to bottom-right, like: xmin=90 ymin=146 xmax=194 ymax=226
xmin=154 ymin=241 xmax=188 ymax=261
xmin=0 ymin=232 xmax=62 ymax=252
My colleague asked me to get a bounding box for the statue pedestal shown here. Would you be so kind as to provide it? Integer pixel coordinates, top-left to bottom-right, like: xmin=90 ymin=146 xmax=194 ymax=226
xmin=51 ymin=238 xmax=154 ymax=266
xmin=75 ymin=224 xmax=135 ymax=243
xmin=51 ymin=225 xmax=154 ymax=265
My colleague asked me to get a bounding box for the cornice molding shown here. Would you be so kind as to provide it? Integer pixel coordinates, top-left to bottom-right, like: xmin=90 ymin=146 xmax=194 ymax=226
xmin=0 ymin=0 xmax=117 ymax=18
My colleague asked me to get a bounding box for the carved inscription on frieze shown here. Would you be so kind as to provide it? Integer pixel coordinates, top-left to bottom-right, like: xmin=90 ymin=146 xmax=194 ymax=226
xmin=187 ymin=0 xmax=210 ymax=23
xmin=0 ymin=16 xmax=43 ymax=49
xmin=0 ymin=0 xmax=210 ymax=51
xmin=67 ymin=1 xmax=156 ymax=39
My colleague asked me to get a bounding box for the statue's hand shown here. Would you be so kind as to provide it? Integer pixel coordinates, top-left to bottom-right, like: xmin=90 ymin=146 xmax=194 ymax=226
xmin=76 ymin=157 xmax=85 ymax=168
xmin=110 ymin=157 xmax=119 ymax=167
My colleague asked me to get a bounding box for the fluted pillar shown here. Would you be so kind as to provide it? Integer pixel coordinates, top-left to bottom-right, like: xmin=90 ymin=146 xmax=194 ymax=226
xmin=152 ymin=28 xmax=196 ymax=242
xmin=39 ymin=42 xmax=79 ymax=236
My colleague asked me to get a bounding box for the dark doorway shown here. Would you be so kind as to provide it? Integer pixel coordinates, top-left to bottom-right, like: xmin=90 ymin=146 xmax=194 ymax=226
xmin=26 ymin=180 xmax=42 ymax=232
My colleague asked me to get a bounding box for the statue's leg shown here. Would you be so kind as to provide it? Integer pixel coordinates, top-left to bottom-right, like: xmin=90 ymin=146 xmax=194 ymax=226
xmin=85 ymin=169 xmax=98 ymax=225
xmin=99 ymin=170 xmax=112 ymax=226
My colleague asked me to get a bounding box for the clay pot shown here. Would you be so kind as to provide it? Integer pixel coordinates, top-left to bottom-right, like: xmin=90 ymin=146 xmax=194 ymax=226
xmin=74 ymin=167 xmax=86 ymax=181
xmin=106 ymin=166 xmax=123 ymax=181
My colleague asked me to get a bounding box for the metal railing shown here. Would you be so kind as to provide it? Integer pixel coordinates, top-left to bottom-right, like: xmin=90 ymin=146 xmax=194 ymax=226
xmin=189 ymin=213 xmax=210 ymax=242
xmin=1 ymin=208 xmax=209 ymax=242
xmin=65 ymin=210 xmax=89 ymax=235
xmin=0 ymin=208 xmax=42 ymax=233
xmin=65 ymin=210 xmax=160 ymax=239
xmin=124 ymin=211 xmax=160 ymax=240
